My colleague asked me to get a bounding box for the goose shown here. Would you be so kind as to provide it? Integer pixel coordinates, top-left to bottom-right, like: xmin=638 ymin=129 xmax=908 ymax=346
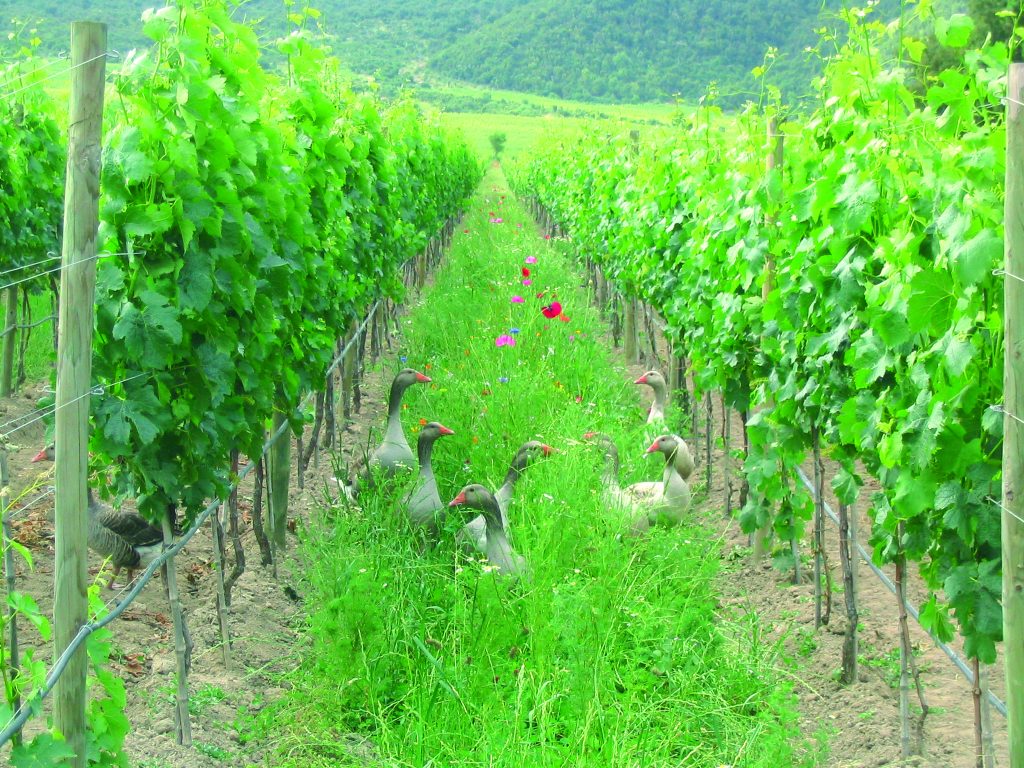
xmin=402 ymin=421 xmax=455 ymax=545
xmin=584 ymin=432 xmax=693 ymax=532
xmin=345 ymin=367 xmax=431 ymax=497
xmin=629 ymin=434 xmax=694 ymax=534
xmin=31 ymin=449 xmax=163 ymax=586
xmin=83 ymin=488 xmax=165 ymax=586
xmin=460 ymin=440 xmax=553 ymax=552
xmin=449 ymin=484 xmax=527 ymax=579
xmin=635 ymin=370 xmax=669 ymax=425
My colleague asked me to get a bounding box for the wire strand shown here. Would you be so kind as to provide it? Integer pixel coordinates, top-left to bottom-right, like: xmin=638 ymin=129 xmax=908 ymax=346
xmin=0 ymin=250 xmax=136 ymax=294
xmin=0 ymin=254 xmax=61 ymax=279
xmin=989 ymin=404 xmax=1024 ymax=428
xmin=992 ymin=268 xmax=1024 ymax=286
xmin=0 ymin=51 xmax=113 ymax=102
xmin=986 ymin=496 xmax=1024 ymax=527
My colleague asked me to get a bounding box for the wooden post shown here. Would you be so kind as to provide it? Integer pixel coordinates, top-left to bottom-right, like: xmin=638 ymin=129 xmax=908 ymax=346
xmin=1002 ymin=61 xmax=1024 ymax=768
xmin=267 ymin=411 xmax=290 ymax=558
xmin=1 ymin=450 xmax=21 ymax=745
xmin=753 ymin=115 xmax=784 ymax=562
xmin=623 ymin=295 xmax=638 ymax=363
xmin=163 ymin=508 xmax=192 ymax=745
xmin=211 ymin=505 xmax=231 ymax=668
xmin=1 ymin=287 xmax=18 ymax=396
xmin=838 ymin=502 xmax=859 ymax=684
xmin=53 ymin=22 xmax=106 ymax=767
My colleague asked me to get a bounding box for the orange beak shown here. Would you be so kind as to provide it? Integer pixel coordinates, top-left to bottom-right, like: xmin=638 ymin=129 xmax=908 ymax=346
xmin=415 ymin=372 xmax=431 ymax=383
xmin=541 ymin=444 xmax=555 ymax=456
xmin=582 ymin=431 xmax=596 ymax=440
xmin=31 ymin=448 xmax=49 ymax=463
xmin=645 ymin=439 xmax=660 ymax=454
xmin=634 ymin=375 xmax=648 ymax=384
xmin=439 ymin=425 xmax=455 ymax=436
xmin=448 ymin=492 xmax=466 ymax=507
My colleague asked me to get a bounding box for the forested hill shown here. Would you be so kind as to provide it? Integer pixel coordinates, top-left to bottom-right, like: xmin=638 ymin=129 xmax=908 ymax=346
xmin=5 ymin=0 xmax=980 ymax=108
xmin=428 ymin=0 xmax=864 ymax=105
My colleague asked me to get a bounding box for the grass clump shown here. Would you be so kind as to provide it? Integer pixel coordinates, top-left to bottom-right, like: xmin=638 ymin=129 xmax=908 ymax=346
xmin=265 ymin=166 xmax=815 ymax=767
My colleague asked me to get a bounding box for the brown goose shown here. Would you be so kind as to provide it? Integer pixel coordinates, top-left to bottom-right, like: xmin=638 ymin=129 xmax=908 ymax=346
xmin=449 ymin=484 xmax=527 ymax=579
xmin=84 ymin=488 xmax=164 ymax=586
xmin=346 ymin=367 xmax=431 ymax=496
xmin=32 ymin=446 xmax=166 ymax=586
xmin=635 ymin=370 xmax=669 ymax=425
xmin=460 ymin=440 xmax=553 ymax=552
xmin=402 ymin=421 xmax=455 ymax=544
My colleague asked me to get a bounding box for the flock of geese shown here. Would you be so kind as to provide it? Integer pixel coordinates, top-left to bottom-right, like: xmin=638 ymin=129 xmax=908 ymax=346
xmin=338 ymin=366 xmax=695 ymax=579
xmin=28 ymin=366 xmax=694 ymax=586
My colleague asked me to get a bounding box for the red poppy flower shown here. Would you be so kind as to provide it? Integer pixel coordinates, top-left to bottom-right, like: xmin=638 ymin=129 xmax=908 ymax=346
xmin=536 ymin=291 xmax=546 ymax=299
xmin=541 ymin=302 xmax=562 ymax=319
xmin=522 ymin=267 xmax=530 ymax=277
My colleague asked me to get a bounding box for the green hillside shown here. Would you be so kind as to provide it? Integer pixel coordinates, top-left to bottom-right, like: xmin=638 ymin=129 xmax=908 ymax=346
xmin=429 ymin=0 xmax=847 ymax=106
xmin=3 ymin=0 xmax=995 ymax=110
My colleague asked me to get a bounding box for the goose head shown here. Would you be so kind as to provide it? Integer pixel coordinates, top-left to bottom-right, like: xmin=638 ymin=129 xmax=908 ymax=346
xmin=449 ymin=484 xmax=500 ymax=523
xmin=31 ymin=444 xmax=55 ymax=463
xmin=420 ymin=421 xmax=455 ymax=441
xmin=634 ymin=370 xmax=666 ymax=390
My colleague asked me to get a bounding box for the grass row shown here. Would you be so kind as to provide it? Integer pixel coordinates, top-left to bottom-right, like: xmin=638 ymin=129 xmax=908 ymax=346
xmin=260 ymin=166 xmax=814 ymax=767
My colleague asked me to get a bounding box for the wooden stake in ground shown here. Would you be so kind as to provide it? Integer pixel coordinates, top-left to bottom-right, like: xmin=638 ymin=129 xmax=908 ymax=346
xmin=752 ymin=115 xmax=784 ymax=562
xmin=1002 ymin=60 xmax=1024 ymax=768
xmin=0 ymin=450 xmax=21 ymax=746
xmin=838 ymin=502 xmax=859 ymax=685
xmin=623 ymin=295 xmax=638 ymax=363
xmin=211 ymin=504 xmax=231 ymax=669
xmin=163 ymin=506 xmax=192 ymax=745
xmin=53 ymin=22 xmax=106 ymax=768
xmin=267 ymin=411 xmax=291 ymax=569
xmin=1 ymin=287 xmax=18 ymax=397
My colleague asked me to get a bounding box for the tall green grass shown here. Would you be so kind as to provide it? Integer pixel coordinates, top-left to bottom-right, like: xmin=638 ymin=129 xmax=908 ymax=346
xmin=263 ymin=168 xmax=814 ymax=767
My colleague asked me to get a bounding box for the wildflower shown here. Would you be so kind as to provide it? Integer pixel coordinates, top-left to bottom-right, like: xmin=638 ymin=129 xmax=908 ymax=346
xmin=510 ymin=328 xmax=520 ymax=334
xmin=463 ymin=229 xmax=470 ymax=234
xmin=511 ymin=295 xmax=525 ymax=303
xmin=400 ymin=355 xmax=407 ymax=363
xmin=543 ymin=234 xmax=551 ymax=240
xmin=522 ymin=279 xmax=532 ymax=286
xmin=419 ymin=418 xmax=427 ymax=426
xmin=495 ymin=334 xmax=516 ymax=347
xmin=525 ymin=256 xmax=537 ymax=264
xmin=482 ymin=388 xmax=491 ymax=396
xmin=559 ymin=313 xmax=571 ymax=323
xmin=541 ymin=302 xmax=562 ymax=319
xmin=522 ymin=267 xmax=530 ymax=277
xmin=498 ymin=377 xmax=509 ymax=383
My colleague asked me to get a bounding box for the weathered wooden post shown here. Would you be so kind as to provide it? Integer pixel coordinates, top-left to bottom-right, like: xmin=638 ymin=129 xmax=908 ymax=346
xmin=752 ymin=115 xmax=783 ymax=561
xmin=1 ymin=287 xmax=18 ymax=396
xmin=1002 ymin=60 xmax=1024 ymax=768
xmin=53 ymin=21 xmax=106 ymax=768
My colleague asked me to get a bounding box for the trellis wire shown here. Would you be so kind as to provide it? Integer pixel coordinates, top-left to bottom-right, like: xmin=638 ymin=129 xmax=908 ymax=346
xmin=0 ymin=251 xmax=135 ymax=295
xmin=794 ymin=465 xmax=1007 ymax=718
xmin=0 ymin=51 xmax=116 ymax=102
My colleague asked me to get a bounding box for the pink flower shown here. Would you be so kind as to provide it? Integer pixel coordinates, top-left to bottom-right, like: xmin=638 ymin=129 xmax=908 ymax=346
xmin=495 ymin=334 xmax=516 ymax=347
xmin=522 ymin=278 xmax=532 ymax=286
xmin=525 ymin=256 xmax=537 ymax=264
xmin=511 ymin=296 xmax=525 ymax=303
